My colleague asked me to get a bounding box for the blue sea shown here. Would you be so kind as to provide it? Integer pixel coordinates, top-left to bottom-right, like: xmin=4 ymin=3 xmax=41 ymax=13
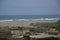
xmin=0 ymin=15 xmax=60 ymax=22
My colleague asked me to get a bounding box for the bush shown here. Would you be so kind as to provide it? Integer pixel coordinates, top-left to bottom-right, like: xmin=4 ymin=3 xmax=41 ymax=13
xmin=0 ymin=38 xmax=9 ymax=40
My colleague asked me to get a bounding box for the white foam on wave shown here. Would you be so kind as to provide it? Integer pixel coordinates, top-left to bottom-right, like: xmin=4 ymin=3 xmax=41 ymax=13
xmin=0 ymin=18 xmax=60 ymax=22
xmin=15 ymin=19 xmax=30 ymax=21
xmin=0 ymin=19 xmax=13 ymax=22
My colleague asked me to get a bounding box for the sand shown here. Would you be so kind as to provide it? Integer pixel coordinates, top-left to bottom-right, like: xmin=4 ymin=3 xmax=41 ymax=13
xmin=12 ymin=33 xmax=58 ymax=38
xmin=0 ymin=20 xmax=58 ymax=27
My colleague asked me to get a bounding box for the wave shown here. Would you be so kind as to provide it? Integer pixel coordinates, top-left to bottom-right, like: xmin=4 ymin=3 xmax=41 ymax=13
xmin=0 ymin=19 xmax=13 ymax=22
xmin=0 ymin=18 xmax=60 ymax=22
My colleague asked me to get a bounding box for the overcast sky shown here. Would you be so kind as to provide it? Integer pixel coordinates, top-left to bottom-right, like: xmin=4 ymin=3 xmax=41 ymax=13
xmin=0 ymin=0 xmax=60 ymax=15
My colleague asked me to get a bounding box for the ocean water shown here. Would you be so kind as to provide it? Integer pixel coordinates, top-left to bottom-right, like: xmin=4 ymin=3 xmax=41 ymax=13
xmin=0 ymin=15 xmax=60 ymax=22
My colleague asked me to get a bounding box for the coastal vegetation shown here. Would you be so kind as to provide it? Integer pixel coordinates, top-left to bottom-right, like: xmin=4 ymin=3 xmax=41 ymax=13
xmin=30 ymin=22 xmax=60 ymax=32
xmin=30 ymin=22 xmax=60 ymax=28
xmin=0 ymin=22 xmax=60 ymax=40
xmin=31 ymin=37 xmax=59 ymax=40
xmin=29 ymin=22 xmax=60 ymax=35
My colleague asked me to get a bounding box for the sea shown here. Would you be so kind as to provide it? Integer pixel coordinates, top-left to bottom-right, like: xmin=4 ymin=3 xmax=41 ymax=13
xmin=0 ymin=15 xmax=60 ymax=22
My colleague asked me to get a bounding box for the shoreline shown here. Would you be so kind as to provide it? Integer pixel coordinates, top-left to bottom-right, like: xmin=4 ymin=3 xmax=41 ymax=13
xmin=0 ymin=20 xmax=59 ymax=27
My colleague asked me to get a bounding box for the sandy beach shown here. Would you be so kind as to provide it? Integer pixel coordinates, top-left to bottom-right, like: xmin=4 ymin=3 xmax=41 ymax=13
xmin=0 ymin=20 xmax=58 ymax=27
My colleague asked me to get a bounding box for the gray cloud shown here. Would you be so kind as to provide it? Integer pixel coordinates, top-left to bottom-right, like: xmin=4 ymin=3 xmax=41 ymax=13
xmin=0 ymin=0 xmax=60 ymax=15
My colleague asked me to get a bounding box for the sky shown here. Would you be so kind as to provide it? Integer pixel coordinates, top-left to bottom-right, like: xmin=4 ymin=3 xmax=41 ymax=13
xmin=0 ymin=0 xmax=60 ymax=15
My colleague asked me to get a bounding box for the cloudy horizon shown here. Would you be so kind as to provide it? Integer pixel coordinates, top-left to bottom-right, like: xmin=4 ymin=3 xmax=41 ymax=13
xmin=0 ymin=0 xmax=60 ymax=15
